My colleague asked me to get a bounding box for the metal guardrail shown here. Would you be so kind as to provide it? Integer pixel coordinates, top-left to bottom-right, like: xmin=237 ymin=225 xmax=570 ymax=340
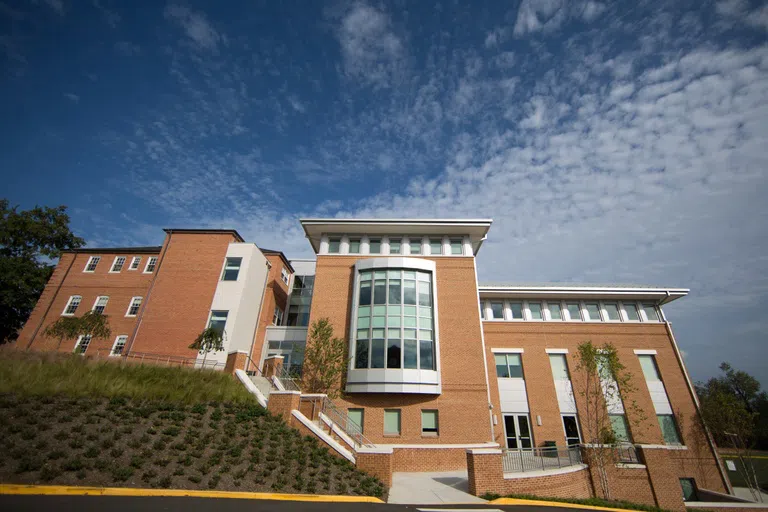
xmin=319 ymin=396 xmax=376 ymax=448
xmin=503 ymin=445 xmax=583 ymax=473
xmin=615 ymin=443 xmax=642 ymax=464
xmin=87 ymin=349 xmax=225 ymax=370
xmin=275 ymin=365 xmax=302 ymax=392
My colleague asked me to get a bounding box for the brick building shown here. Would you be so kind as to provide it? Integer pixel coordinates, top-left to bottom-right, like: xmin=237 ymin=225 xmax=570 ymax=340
xmin=17 ymin=219 xmax=734 ymax=507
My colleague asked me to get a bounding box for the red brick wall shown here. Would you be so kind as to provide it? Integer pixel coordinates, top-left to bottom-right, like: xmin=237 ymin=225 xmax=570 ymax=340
xmin=18 ymin=251 xmax=155 ymax=355
xmin=249 ymin=254 xmax=291 ymax=366
xmin=309 ymin=255 xmax=492 ymax=445
xmin=130 ymin=232 xmax=235 ymax=358
xmin=357 ymin=451 xmax=393 ymax=487
xmin=224 ymin=351 xmax=247 ymax=374
xmin=266 ymin=391 xmax=301 ymax=422
xmin=392 ymin=447 xmax=469 ymax=471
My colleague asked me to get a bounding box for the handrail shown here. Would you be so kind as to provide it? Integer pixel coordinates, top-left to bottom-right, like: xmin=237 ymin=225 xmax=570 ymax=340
xmin=502 ymin=444 xmax=583 ymax=473
xmin=241 ymin=353 xmax=265 ymax=378
xmin=275 ymin=365 xmax=302 ymax=392
xmin=320 ymin=396 xmax=376 ymax=448
xmin=87 ymin=349 xmax=225 ymax=370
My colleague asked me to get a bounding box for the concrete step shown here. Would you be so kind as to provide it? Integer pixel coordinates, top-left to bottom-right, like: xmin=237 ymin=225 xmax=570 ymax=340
xmin=248 ymin=375 xmax=273 ymax=400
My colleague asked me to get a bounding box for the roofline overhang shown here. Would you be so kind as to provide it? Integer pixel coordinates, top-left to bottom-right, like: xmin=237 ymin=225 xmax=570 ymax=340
xmin=163 ymin=228 xmax=245 ymax=243
xmin=478 ymin=286 xmax=689 ymax=305
xmin=64 ymin=246 xmax=163 ymax=255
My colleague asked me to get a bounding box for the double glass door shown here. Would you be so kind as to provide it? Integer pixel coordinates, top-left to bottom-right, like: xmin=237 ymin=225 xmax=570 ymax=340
xmin=503 ymin=414 xmax=532 ymax=449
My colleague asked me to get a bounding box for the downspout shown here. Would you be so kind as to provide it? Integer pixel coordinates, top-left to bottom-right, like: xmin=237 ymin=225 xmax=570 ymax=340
xmin=246 ymin=256 xmax=272 ymax=372
xmin=124 ymin=232 xmax=172 ymax=357
xmin=25 ymin=251 xmax=77 ymax=350
xmin=473 ymin=256 xmax=496 ymax=445
xmin=662 ymin=291 xmax=733 ymax=494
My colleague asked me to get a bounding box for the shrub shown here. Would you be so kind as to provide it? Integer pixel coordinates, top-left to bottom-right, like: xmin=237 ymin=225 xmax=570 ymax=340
xmin=95 ymin=458 xmax=109 ymax=471
xmin=15 ymin=456 xmax=43 ymax=473
xmin=110 ymin=447 xmax=124 ymax=458
xmin=158 ymin=476 xmax=172 ymax=488
xmin=141 ymin=469 xmax=158 ymax=482
xmin=173 ymin=467 xmax=185 ymax=476
xmin=188 ymin=474 xmax=202 ymax=484
xmin=153 ymin=458 xmax=170 ymax=467
xmin=84 ymin=446 xmax=99 ymax=458
xmin=129 ymin=455 xmax=145 ymax=469
xmin=111 ymin=466 xmax=133 ymax=482
xmin=48 ymin=449 xmax=66 ymax=460
xmin=62 ymin=457 xmax=85 ymax=472
xmin=208 ymin=474 xmax=221 ymax=489
xmin=40 ymin=464 xmax=62 ymax=481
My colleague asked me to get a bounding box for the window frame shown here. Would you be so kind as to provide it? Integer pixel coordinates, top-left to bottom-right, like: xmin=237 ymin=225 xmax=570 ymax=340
xmin=421 ymin=410 xmax=439 ymax=436
xmin=503 ymin=413 xmax=533 ymax=449
xmin=658 ymin=414 xmax=683 ymax=445
xmin=83 ymin=256 xmax=100 ymax=273
xmin=207 ymin=310 xmax=229 ymax=335
xmin=110 ymin=335 xmax=128 ymax=357
xmin=347 ymin=408 xmax=364 ymax=432
xmin=74 ymin=334 xmax=92 ymax=355
xmin=280 ymin=267 xmax=290 ymax=285
xmin=388 ymin=238 xmax=401 ymax=255
xmin=143 ymin=256 xmax=158 ymax=274
xmin=110 ymin=256 xmax=126 ymax=273
xmin=641 ymin=303 xmax=660 ymax=322
xmin=125 ymin=296 xmax=143 ymax=317
xmin=622 ymin=301 xmax=641 ymax=322
xmin=429 ymin=238 xmax=443 ymax=255
xmin=561 ymin=414 xmax=582 ymax=446
xmin=273 ymin=306 xmax=284 ymax=326
xmin=489 ymin=301 xmax=505 ymax=320
xmin=328 ymin=238 xmax=341 ymax=254
xmin=526 ymin=301 xmax=544 ymax=321
xmin=348 ymin=238 xmax=361 ymax=254
xmin=546 ymin=300 xmax=564 ymax=321
xmin=601 ymin=301 xmax=622 ymax=322
xmin=495 ymin=352 xmax=524 ymax=379
xmin=221 ymin=257 xmax=243 ymax=281
xmin=450 ymin=239 xmax=463 ymax=255
xmin=383 ymin=409 xmax=401 ymax=436
xmin=62 ymin=295 xmax=82 ymax=316
xmin=584 ymin=302 xmax=602 ymax=322
xmin=92 ymin=296 xmax=109 ymax=314
xmin=129 ymin=256 xmax=142 ymax=270
xmin=409 ymin=238 xmax=422 ymax=255
xmin=368 ymin=238 xmax=381 ymax=254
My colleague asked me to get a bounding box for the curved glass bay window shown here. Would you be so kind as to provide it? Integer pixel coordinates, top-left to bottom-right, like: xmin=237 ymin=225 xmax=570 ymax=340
xmin=347 ymin=258 xmax=441 ymax=394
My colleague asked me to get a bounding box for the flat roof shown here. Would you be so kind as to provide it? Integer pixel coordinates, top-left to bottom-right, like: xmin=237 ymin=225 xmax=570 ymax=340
xmin=259 ymin=248 xmax=294 ymax=273
xmin=65 ymin=246 xmax=162 ymax=254
xmin=163 ymin=228 xmax=244 ymax=242
xmin=478 ymin=282 xmax=688 ymax=305
xmin=300 ymin=218 xmax=493 ymax=254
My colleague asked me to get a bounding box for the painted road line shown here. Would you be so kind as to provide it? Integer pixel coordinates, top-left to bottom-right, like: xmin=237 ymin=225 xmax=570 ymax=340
xmin=0 ymin=484 xmax=384 ymax=503
xmin=490 ymin=498 xmax=640 ymax=512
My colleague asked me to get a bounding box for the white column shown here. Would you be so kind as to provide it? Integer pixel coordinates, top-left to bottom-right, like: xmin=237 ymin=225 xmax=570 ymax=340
xmin=421 ymin=236 xmax=429 ymax=256
xmin=442 ymin=236 xmax=450 ymax=256
xmin=361 ymin=235 xmax=370 ymax=255
xmin=382 ymin=236 xmax=390 ymax=255
xmin=482 ymin=300 xmax=491 ymax=320
xmin=340 ymin=235 xmax=350 ymax=255
xmin=462 ymin=236 xmax=473 ymax=256
xmin=319 ymin=234 xmax=329 ymax=255
xmin=402 ymin=236 xmax=411 ymax=255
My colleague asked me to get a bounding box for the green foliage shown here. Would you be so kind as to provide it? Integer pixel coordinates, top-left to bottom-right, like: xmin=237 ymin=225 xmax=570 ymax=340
xmin=0 ymin=199 xmax=85 ymax=344
xmin=43 ymin=310 xmax=112 ymax=352
xmin=189 ymin=327 xmax=225 ymax=362
xmin=300 ymin=318 xmax=348 ymax=398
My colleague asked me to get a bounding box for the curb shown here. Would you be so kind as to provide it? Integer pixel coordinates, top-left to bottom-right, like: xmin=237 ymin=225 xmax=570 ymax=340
xmin=0 ymin=484 xmax=385 ymax=503
xmin=489 ymin=497 xmax=639 ymax=511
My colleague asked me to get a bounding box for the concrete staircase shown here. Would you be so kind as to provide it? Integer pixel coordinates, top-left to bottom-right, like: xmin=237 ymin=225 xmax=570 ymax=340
xmin=249 ymin=374 xmax=273 ymax=400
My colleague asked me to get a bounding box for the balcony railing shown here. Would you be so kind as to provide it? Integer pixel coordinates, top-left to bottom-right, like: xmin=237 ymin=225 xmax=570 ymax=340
xmin=503 ymin=445 xmax=583 ymax=473
xmin=615 ymin=443 xmax=642 ymax=464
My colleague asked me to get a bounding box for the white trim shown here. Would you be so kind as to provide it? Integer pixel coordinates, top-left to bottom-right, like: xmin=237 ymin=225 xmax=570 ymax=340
xmin=634 ymin=349 xmax=658 ymax=355
xmin=83 ymin=256 xmax=100 ymax=273
xmin=128 ymin=256 xmax=141 ymax=270
xmin=269 ymin=389 xmax=300 ymax=395
xmin=491 ymin=348 xmax=524 ymax=353
xmin=91 ymin=295 xmax=109 ymax=313
xmin=143 ymin=256 xmax=158 ymax=274
xmin=473 ymin=257 xmax=496 ymax=446
xmin=636 ymin=443 xmax=688 ymax=450
xmin=291 ymin=410 xmax=356 ymax=463
xmin=319 ymin=412 xmax=358 ymax=450
xmin=357 ymin=446 xmax=394 ymax=454
xmin=125 ymin=296 xmax=143 ymax=317
xmin=545 ymin=348 xmax=569 ymax=354
xmin=73 ymin=334 xmax=92 ymax=354
xmin=109 ymin=256 xmax=126 ymax=273
xmin=110 ymin=335 xmax=128 ymax=357
xmin=234 ymin=370 xmax=268 ymax=408
xmin=504 ymin=463 xmax=588 ymax=479
xmin=467 ymin=448 xmax=502 ymax=455
xmin=375 ymin=442 xmax=499 ymax=449
xmin=61 ymin=295 xmax=81 ymax=316
xmin=615 ymin=463 xmax=646 ymax=469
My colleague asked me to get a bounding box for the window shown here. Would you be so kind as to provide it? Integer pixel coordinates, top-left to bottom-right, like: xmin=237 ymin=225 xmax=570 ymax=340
xmin=503 ymin=414 xmax=532 ymax=449
xmin=549 ymin=354 xmax=570 ymax=380
xmin=369 ymin=239 xmax=381 ymax=254
xmin=509 ymin=302 xmax=523 ymax=319
xmin=354 ymin=270 xmax=434 ymax=371
xmin=429 ymin=239 xmax=442 ymax=255
xmin=495 ymin=353 xmax=523 ymax=378
xmin=272 ymin=306 xmax=283 ymax=326
xmin=328 ymin=238 xmax=341 ymax=253
xmin=208 ymin=310 xmax=228 ymax=334
xmin=490 ymin=301 xmax=504 ymax=320
xmin=110 ymin=256 xmax=126 ymax=272
xmin=680 ymin=478 xmax=698 ymax=502
xmin=144 ymin=256 xmax=158 ymax=273
xmin=585 ymin=302 xmax=601 ymax=321
xmin=641 ymin=303 xmax=660 ymax=322
xmin=84 ymin=256 xmax=100 ymax=272
xmin=566 ymin=302 xmax=582 ymax=321
xmin=450 ymin=239 xmax=463 ymax=255
xmin=221 ymin=257 xmax=242 ymax=281
xmin=129 ymin=256 xmax=141 ymax=270
xmin=528 ymin=302 xmax=543 ymax=320
xmin=111 ymin=335 xmax=128 ymax=356
xmin=63 ymin=295 xmax=81 ymax=316
xmin=609 ymin=414 xmax=632 ymax=442
xmin=74 ymin=335 xmax=92 ymax=354
xmin=389 ymin=238 xmax=401 ymax=254
xmin=281 ymin=267 xmax=290 ymax=285
xmin=384 ymin=410 xmax=401 ymax=435
xmin=92 ymin=296 xmax=109 ymax=314
xmin=562 ymin=415 xmax=581 ymax=446
xmin=347 ymin=409 xmax=364 ymax=432
xmin=409 ymin=239 xmax=422 ymax=254
xmin=624 ymin=302 xmax=640 ymax=321
xmin=638 ymin=355 xmax=661 ymax=381
xmin=126 ymin=297 xmax=142 ymax=317
xmin=658 ymin=415 xmax=682 ymax=445
xmin=422 ymin=410 xmax=439 ymax=435
xmin=548 ymin=302 xmax=563 ymax=320
xmin=349 ymin=239 xmax=361 ymax=254
xmin=603 ymin=302 xmax=620 ymax=321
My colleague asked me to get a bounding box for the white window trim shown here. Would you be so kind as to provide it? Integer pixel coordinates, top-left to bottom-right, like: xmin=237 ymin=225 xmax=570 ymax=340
xmin=491 ymin=347 xmax=524 ymax=353
xmin=583 ymin=301 xmax=603 ymax=322
xmin=143 ymin=257 xmax=158 ymax=274
xmin=281 ymin=267 xmax=290 ymax=285
xmin=619 ymin=301 xmax=641 ymax=322
xmin=272 ymin=306 xmax=283 ymax=326
xmin=640 ymin=303 xmax=661 ymax=323
xmin=109 ymin=256 xmax=126 ymax=273
xmin=545 ymin=348 xmax=569 ymax=354
xmin=561 ymin=414 xmax=583 ymax=444
xmin=61 ymin=295 xmax=81 ymax=316
xmin=633 ymin=349 xmax=658 ymax=355
xmin=91 ymin=296 xmax=109 ymax=313
xmin=524 ymin=300 xmax=544 ymax=321
xmin=83 ymin=256 xmax=100 ymax=273
xmin=129 ymin=256 xmax=141 ymax=270
xmin=544 ymin=300 xmax=565 ymax=321
xmin=110 ymin=335 xmax=128 ymax=357
xmin=506 ymin=300 xmax=524 ymax=321
xmin=125 ymin=297 xmax=143 ymax=317
xmin=74 ymin=334 xmax=92 ymax=354
xmin=600 ymin=301 xmax=623 ymax=322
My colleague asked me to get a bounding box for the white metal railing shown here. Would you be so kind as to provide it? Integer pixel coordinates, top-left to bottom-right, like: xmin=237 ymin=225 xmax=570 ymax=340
xmin=87 ymin=349 xmax=225 ymax=370
xmin=503 ymin=445 xmax=583 ymax=473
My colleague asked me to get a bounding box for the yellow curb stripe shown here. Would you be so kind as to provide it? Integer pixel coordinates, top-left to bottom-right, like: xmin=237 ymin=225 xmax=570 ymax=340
xmin=0 ymin=484 xmax=384 ymax=503
xmin=489 ymin=497 xmax=638 ymax=512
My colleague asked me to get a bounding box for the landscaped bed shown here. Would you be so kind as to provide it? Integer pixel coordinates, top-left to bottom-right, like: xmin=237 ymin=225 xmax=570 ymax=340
xmin=0 ymin=351 xmax=385 ymax=498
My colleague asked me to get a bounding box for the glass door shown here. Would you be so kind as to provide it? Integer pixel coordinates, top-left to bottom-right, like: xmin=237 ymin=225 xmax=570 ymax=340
xmin=503 ymin=414 xmax=533 ymax=449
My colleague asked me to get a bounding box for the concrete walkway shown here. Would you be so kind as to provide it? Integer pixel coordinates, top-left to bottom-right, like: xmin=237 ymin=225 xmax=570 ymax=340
xmin=387 ymin=471 xmax=488 ymax=505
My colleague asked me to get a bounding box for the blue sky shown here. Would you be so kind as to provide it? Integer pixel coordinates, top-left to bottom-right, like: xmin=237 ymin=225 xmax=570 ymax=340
xmin=2 ymin=0 xmax=767 ymax=385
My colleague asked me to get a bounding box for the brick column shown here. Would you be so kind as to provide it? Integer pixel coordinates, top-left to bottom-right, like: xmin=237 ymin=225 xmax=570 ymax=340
xmin=267 ymin=391 xmax=301 ymax=422
xmin=356 ymin=447 xmax=394 ymax=487
xmin=466 ymin=448 xmax=503 ymax=496
xmin=299 ymin=394 xmax=326 ymax=421
xmin=263 ymin=355 xmax=284 ymax=378
xmin=224 ymin=351 xmax=247 ymax=375
xmin=640 ymin=446 xmax=686 ymax=512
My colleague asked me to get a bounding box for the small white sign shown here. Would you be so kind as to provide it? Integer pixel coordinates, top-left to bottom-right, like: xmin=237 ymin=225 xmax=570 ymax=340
xmin=726 ymin=460 xmax=737 ymax=471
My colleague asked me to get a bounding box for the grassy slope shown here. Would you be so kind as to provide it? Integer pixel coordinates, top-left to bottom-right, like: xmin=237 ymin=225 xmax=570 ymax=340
xmin=0 ymin=351 xmax=384 ymax=497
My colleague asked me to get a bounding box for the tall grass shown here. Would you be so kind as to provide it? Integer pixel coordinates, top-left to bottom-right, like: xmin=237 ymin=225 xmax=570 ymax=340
xmin=0 ymin=350 xmax=255 ymax=405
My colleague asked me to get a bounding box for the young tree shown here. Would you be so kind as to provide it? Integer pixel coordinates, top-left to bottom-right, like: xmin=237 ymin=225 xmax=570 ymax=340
xmin=189 ymin=327 xmax=225 ymax=369
xmin=300 ymin=318 xmax=348 ymax=399
xmin=0 ymin=199 xmax=85 ymax=344
xmin=43 ymin=310 xmax=112 ymax=352
xmin=573 ymin=341 xmax=644 ymax=500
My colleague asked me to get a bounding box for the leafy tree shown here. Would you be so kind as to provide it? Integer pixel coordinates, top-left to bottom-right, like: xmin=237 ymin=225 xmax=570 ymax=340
xmin=189 ymin=327 xmax=225 ymax=368
xmin=300 ymin=318 xmax=348 ymax=399
xmin=0 ymin=199 xmax=84 ymax=344
xmin=573 ymin=341 xmax=645 ymax=500
xmin=43 ymin=310 xmax=112 ymax=352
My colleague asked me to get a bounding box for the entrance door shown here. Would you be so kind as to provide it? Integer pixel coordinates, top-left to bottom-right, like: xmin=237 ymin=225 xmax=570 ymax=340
xmin=503 ymin=414 xmax=533 ymax=449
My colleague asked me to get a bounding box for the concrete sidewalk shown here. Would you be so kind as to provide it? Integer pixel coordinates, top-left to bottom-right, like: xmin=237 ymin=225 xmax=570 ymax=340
xmin=387 ymin=470 xmax=488 ymax=505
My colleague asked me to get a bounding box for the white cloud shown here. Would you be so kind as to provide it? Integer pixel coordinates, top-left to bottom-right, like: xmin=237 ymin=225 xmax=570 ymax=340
xmin=513 ymin=0 xmax=566 ymax=36
xmin=164 ymin=4 xmax=223 ymax=51
xmin=716 ymin=0 xmax=768 ymax=30
xmin=288 ymin=95 xmax=306 ymax=113
xmin=484 ymin=27 xmax=509 ymax=48
xmin=580 ymin=1 xmax=606 ymax=22
xmin=64 ymin=92 xmax=79 ymax=103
